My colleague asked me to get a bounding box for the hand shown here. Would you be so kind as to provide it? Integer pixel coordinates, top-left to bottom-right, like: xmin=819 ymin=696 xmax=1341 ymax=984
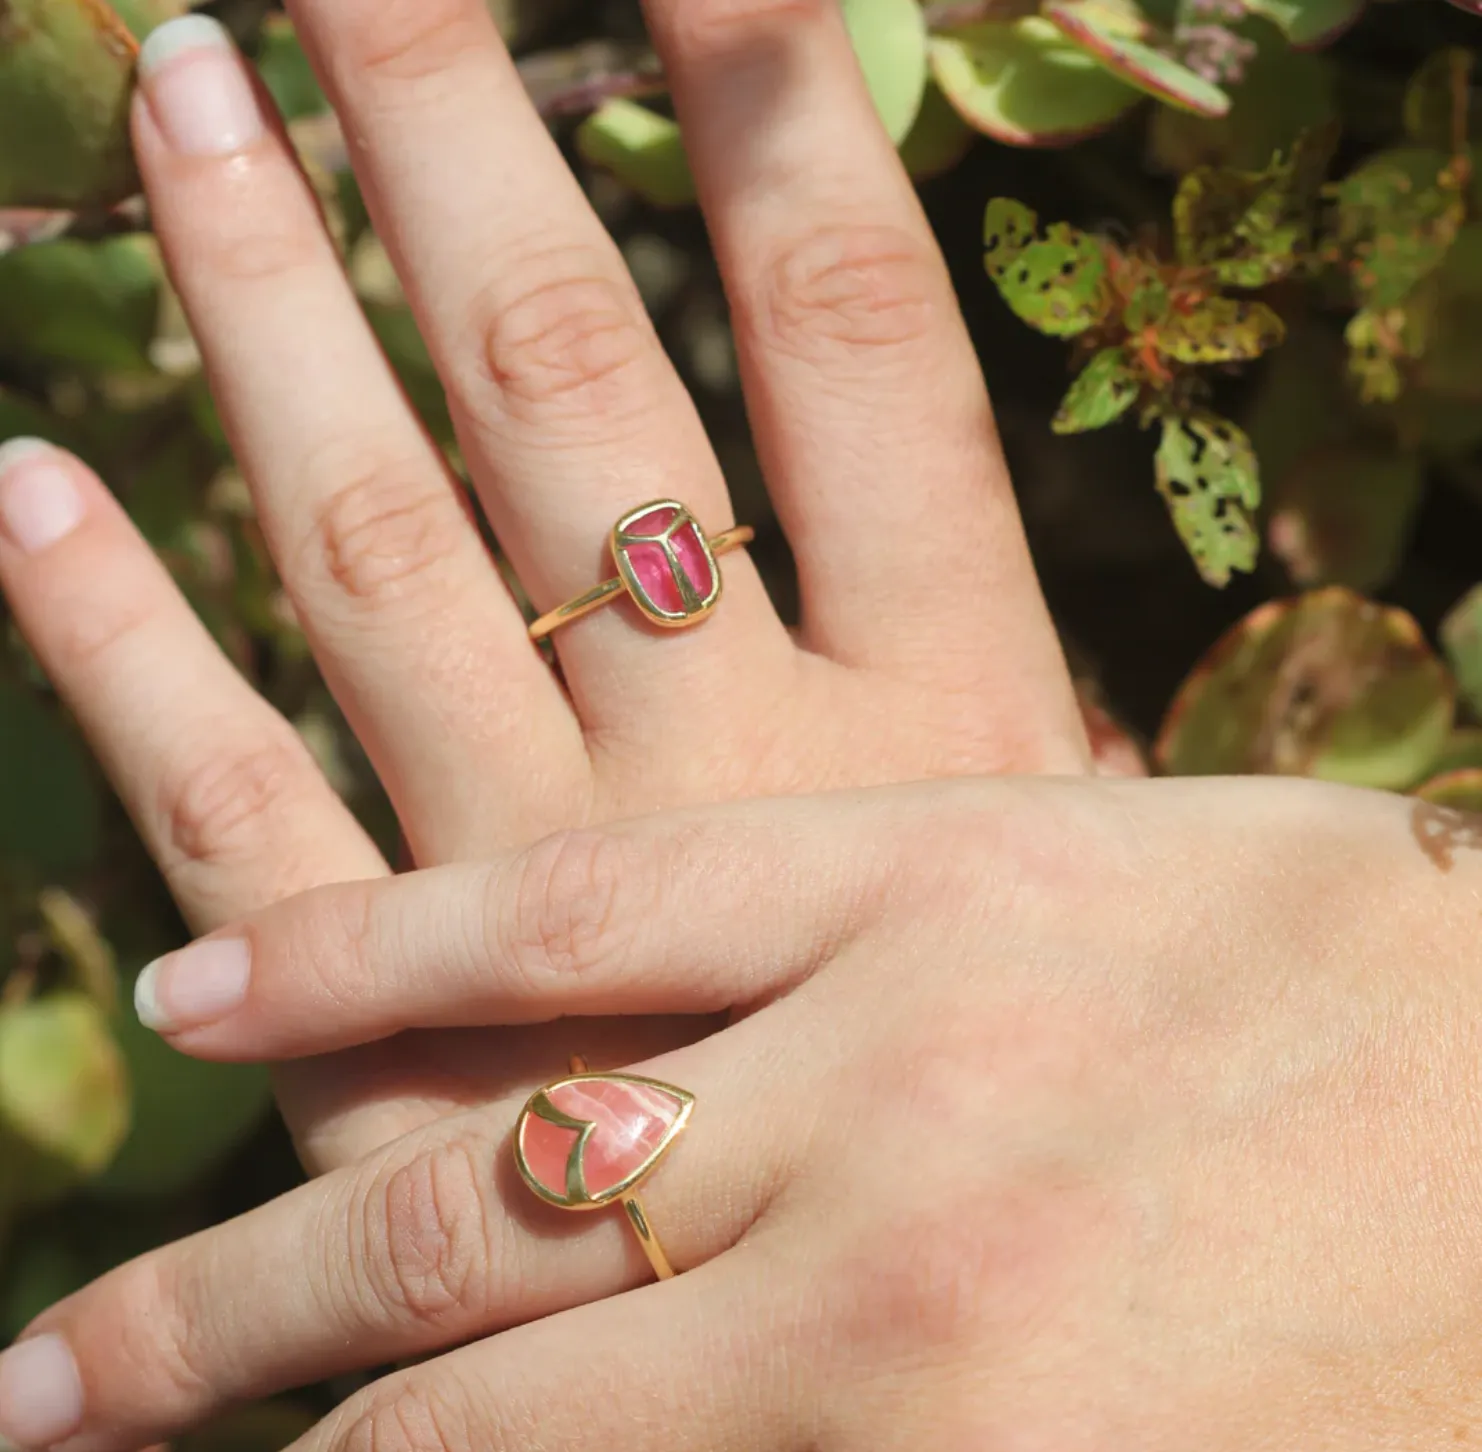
xmin=12 ymin=776 xmax=1482 ymax=1451
xmin=0 ymin=0 xmax=1101 ymax=1175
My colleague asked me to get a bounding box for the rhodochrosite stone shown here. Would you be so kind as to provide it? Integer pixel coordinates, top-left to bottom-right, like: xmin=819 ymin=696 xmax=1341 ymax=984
xmin=613 ymin=502 xmax=718 ymax=621
xmin=519 ymin=1076 xmax=691 ymax=1205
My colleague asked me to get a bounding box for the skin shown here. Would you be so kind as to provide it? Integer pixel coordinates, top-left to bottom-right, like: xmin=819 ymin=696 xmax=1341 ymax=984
xmin=19 ymin=776 xmax=1482 ymax=1451
xmin=0 ymin=0 xmax=1105 ymax=1181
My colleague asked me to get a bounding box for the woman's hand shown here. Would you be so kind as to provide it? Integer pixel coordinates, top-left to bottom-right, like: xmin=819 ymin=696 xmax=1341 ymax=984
xmin=12 ymin=776 xmax=1482 ymax=1452
xmin=0 ymin=0 xmax=1101 ymax=1175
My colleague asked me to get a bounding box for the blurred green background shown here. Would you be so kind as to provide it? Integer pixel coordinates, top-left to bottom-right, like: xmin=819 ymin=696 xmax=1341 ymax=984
xmin=4 ymin=0 xmax=1482 ymax=1439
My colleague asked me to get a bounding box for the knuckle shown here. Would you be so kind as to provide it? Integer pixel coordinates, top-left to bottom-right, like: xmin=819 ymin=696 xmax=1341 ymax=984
xmin=298 ymin=445 xmax=469 ymax=606
xmin=497 ymin=828 xmax=645 ymax=987
xmin=50 ymin=593 xmax=157 ymax=676
xmin=200 ymin=216 xmax=323 ymax=286
xmin=158 ymin=732 xmax=315 ymax=869
xmin=337 ymin=0 xmax=482 ymax=86
xmin=360 ymin=1136 xmax=494 ymax=1327
xmin=750 ymin=223 xmax=942 ymax=364
xmin=341 ymin=1380 xmax=477 ymax=1452
xmin=469 ymin=260 xmax=653 ymax=423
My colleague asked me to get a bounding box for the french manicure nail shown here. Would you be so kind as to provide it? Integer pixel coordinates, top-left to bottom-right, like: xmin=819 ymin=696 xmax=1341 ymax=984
xmin=138 ymin=15 xmax=266 ymax=157
xmin=136 ymin=937 xmax=251 ymax=1034
xmin=0 ymin=439 xmax=85 ymax=555
xmin=0 ymin=1335 xmax=84 ymax=1450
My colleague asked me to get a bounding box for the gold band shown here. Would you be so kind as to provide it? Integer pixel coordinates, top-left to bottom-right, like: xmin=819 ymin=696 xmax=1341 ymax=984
xmin=528 ymin=503 xmax=753 ymax=641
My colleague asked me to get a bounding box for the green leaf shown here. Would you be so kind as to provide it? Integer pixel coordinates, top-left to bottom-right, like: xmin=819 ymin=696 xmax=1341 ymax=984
xmin=93 ymin=993 xmax=271 ymax=1198
xmin=1172 ymin=128 xmax=1335 ymax=287
xmin=1154 ymin=413 xmax=1261 ymax=587
xmin=896 ymin=81 xmax=975 ymax=179
xmin=1154 ymin=296 xmax=1286 ymax=363
xmin=105 ymin=0 xmax=190 ymax=40
xmin=0 ymin=684 xmax=103 ymax=876
xmin=0 ymin=0 xmax=141 ymax=209
xmin=983 ymin=197 xmax=1039 ymax=280
xmin=1414 ymin=767 xmax=1482 ymax=812
xmin=1155 ymin=587 xmax=1455 ymax=787
xmin=1052 ymin=347 xmax=1139 ymax=433
xmin=1442 ymin=585 xmax=1482 ymax=720
xmin=839 ymin=0 xmax=928 ymax=144
xmin=929 ymin=19 xmax=1140 ymax=147
xmin=0 ymin=996 xmax=130 ymax=1202
xmin=1267 ymin=441 xmax=1423 ymax=590
xmin=991 ymin=222 xmax=1110 ymax=337
xmin=1240 ymin=0 xmax=1367 ymax=47
xmin=0 ymin=236 xmax=162 ymax=374
xmin=1043 ymin=0 xmax=1230 ymax=118
xmin=576 ymin=100 xmax=695 ymax=208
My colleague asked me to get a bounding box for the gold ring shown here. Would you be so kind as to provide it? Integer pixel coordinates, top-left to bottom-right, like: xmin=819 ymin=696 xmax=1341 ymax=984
xmin=528 ymin=499 xmax=753 ymax=640
xmin=513 ymin=1056 xmax=694 ymax=1281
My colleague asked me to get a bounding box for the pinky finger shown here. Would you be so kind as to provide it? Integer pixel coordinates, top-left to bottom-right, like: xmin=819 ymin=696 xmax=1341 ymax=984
xmin=0 ymin=439 xmax=387 ymax=930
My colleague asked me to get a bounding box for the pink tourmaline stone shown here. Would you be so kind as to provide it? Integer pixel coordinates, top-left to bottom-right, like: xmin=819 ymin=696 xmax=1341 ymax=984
xmin=618 ymin=507 xmax=715 ymax=614
xmin=521 ymin=1078 xmax=686 ymax=1201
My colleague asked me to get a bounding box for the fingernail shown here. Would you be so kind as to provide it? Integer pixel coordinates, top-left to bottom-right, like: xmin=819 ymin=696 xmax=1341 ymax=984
xmin=0 ymin=440 xmax=85 ymax=555
xmin=0 ymin=1335 xmax=84 ymax=1450
xmin=138 ymin=15 xmax=266 ymax=157
xmin=136 ymin=937 xmax=251 ymax=1033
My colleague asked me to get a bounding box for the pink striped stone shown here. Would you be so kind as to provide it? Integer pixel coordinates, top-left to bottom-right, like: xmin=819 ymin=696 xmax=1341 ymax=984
xmin=616 ymin=505 xmax=716 ymax=616
xmin=520 ymin=1077 xmax=687 ymax=1202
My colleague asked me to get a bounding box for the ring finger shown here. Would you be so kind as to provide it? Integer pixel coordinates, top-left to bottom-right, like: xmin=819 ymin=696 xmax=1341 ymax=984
xmin=0 ymin=1029 xmax=804 ymax=1452
xmin=284 ymin=0 xmax=792 ymax=741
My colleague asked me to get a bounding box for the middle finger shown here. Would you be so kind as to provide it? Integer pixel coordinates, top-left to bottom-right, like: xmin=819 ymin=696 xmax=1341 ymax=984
xmin=287 ymin=0 xmax=793 ymax=739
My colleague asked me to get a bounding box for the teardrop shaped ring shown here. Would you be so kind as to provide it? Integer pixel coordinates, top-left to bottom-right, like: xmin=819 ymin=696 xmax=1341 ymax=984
xmin=527 ymin=499 xmax=753 ymax=640
xmin=513 ymin=1056 xmax=695 ymax=1280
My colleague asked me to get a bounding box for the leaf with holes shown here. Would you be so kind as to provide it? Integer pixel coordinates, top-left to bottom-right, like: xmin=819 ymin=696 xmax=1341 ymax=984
xmin=1240 ymin=0 xmax=1368 ymax=48
xmin=983 ymin=197 xmax=1039 ymax=281
xmin=1043 ymin=0 xmax=1230 ymax=118
xmin=1155 ymin=587 xmax=1454 ymax=785
xmin=1173 ymin=129 xmax=1335 ymax=287
xmin=929 ymin=19 xmax=1140 ymax=147
xmin=1155 ymin=297 xmax=1286 ymax=364
xmin=1121 ymin=266 xmax=1169 ymax=331
xmin=1328 ymin=147 xmax=1467 ymax=310
xmin=1053 ymin=348 xmax=1139 ymax=433
xmin=1154 ymin=413 xmax=1261 ymax=586
xmin=992 ymin=223 xmax=1110 ymax=337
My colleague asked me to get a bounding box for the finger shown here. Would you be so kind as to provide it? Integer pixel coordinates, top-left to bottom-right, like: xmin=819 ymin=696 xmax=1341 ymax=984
xmin=641 ymin=0 xmax=1086 ymax=753
xmin=8 ymin=1029 xmax=807 ymax=1452
xmin=298 ymin=1267 xmax=790 ymax=1452
xmin=133 ymin=16 xmax=581 ymax=856
xmin=0 ymin=440 xmax=385 ymax=929
xmin=131 ymin=795 xmax=898 ymax=1056
xmin=283 ymin=0 xmax=792 ymax=736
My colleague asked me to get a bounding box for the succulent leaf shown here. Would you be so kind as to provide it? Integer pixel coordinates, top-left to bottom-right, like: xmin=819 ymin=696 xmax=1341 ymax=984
xmin=1043 ymin=0 xmax=1230 ymax=118
xmin=1442 ymin=585 xmax=1482 ymax=720
xmin=577 ymin=101 xmax=696 ymax=208
xmin=839 ymin=0 xmax=929 ymax=144
xmin=1155 ymin=587 xmax=1454 ymax=787
xmin=929 ymin=19 xmax=1140 ymax=147
xmin=1154 ymin=412 xmax=1261 ymax=586
xmin=1052 ymin=347 xmax=1139 ymax=433
xmin=1240 ymin=0 xmax=1368 ymax=48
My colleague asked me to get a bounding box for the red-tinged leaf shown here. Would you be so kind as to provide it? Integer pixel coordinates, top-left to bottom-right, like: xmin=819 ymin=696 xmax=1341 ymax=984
xmin=1154 ymin=296 xmax=1286 ymax=363
xmin=929 ymin=19 xmax=1140 ymax=148
xmin=1043 ymin=0 xmax=1230 ymax=118
xmin=1156 ymin=587 xmax=1454 ymax=787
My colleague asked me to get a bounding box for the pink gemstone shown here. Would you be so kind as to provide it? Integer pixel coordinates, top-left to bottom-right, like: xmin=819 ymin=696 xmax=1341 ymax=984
xmin=520 ymin=1077 xmax=686 ymax=1202
xmin=622 ymin=540 xmax=683 ymax=613
xmin=669 ymin=520 xmax=715 ymax=598
xmin=625 ymin=505 xmax=679 ymax=538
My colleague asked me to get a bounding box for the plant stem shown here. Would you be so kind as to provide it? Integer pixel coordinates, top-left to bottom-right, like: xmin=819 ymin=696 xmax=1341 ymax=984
xmin=516 ymin=41 xmax=667 ymax=119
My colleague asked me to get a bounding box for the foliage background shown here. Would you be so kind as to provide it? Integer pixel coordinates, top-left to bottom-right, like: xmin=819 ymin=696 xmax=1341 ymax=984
xmin=3 ymin=0 xmax=1482 ymax=1440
